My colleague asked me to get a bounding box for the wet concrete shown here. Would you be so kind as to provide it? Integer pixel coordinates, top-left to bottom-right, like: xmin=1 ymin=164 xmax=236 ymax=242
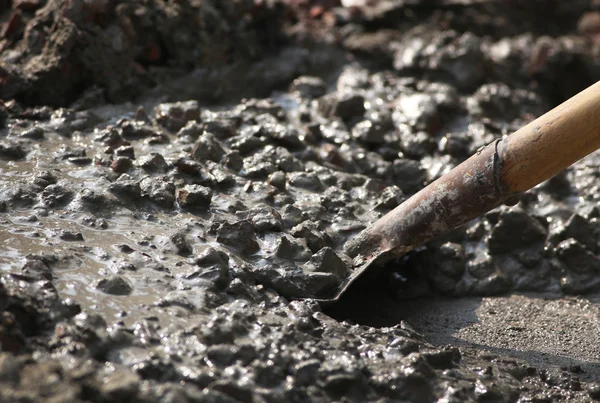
xmin=2 ymin=0 xmax=600 ymax=402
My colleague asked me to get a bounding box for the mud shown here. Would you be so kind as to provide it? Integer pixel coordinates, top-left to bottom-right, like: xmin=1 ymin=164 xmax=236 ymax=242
xmin=2 ymin=0 xmax=600 ymax=402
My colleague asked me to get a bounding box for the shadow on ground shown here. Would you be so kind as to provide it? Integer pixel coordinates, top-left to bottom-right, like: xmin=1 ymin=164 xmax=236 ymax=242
xmin=325 ymin=275 xmax=600 ymax=382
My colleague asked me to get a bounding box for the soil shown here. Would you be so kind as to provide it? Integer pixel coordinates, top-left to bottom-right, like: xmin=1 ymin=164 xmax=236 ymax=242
xmin=2 ymin=0 xmax=600 ymax=402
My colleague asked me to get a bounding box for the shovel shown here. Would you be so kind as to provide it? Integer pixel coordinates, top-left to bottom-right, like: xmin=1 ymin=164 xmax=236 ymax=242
xmin=318 ymin=80 xmax=600 ymax=304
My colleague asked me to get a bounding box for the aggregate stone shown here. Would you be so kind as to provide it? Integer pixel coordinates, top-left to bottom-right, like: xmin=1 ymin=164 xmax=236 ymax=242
xmin=332 ymin=92 xmax=366 ymax=121
xmin=136 ymin=152 xmax=169 ymax=174
xmin=351 ymin=119 xmax=386 ymax=145
xmin=487 ymin=208 xmax=548 ymax=255
xmin=114 ymin=145 xmax=135 ymax=158
xmin=170 ymin=231 xmax=192 ymax=256
xmin=564 ymin=213 xmax=598 ymax=252
xmin=155 ymin=101 xmax=201 ymax=132
xmin=194 ymin=247 xmax=229 ymax=269
xmin=274 ymin=235 xmax=311 ymax=261
xmin=177 ymin=184 xmax=212 ymax=210
xmin=110 ymin=156 xmax=134 ymax=173
xmin=393 ymin=93 xmax=439 ymax=131
xmin=290 ymin=221 xmax=329 ymax=253
xmin=118 ymin=121 xmax=159 ymax=140
xmin=216 ymin=221 xmax=259 ymax=256
xmin=236 ymin=205 xmax=283 ymax=233
xmin=555 ymin=238 xmax=600 ymax=274
xmin=191 ymin=132 xmax=226 ymax=163
xmin=307 ymin=247 xmax=348 ymax=278
xmin=108 ymin=176 xmax=142 ymax=200
xmin=290 ymin=76 xmax=327 ymax=98
xmin=58 ymin=231 xmax=84 ymax=242
xmin=282 ymin=205 xmax=308 ymax=230
xmin=400 ymin=130 xmax=437 ymax=159
xmin=266 ymin=171 xmax=286 ymax=190
xmin=140 ymin=177 xmax=176 ymax=208
xmin=391 ymin=159 xmax=426 ymax=193
xmin=287 ymin=171 xmax=323 ymax=191
xmin=176 ymin=121 xmax=204 ymax=142
xmin=223 ymin=150 xmax=243 ymax=171
xmin=439 ymin=132 xmax=472 ymax=158
xmin=16 ymin=126 xmax=45 ymax=140
xmin=96 ymin=276 xmax=132 ymax=296
xmin=0 ymin=142 xmax=27 ymax=160
xmin=201 ymin=118 xmax=238 ymax=140
xmin=41 ymin=184 xmax=74 ymax=208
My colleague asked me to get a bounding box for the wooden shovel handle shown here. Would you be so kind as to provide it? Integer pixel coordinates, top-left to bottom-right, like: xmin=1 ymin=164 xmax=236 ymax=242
xmin=499 ymin=81 xmax=600 ymax=193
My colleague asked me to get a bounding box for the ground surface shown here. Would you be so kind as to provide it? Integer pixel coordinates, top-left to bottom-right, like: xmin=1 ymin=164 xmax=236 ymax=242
xmin=2 ymin=0 xmax=600 ymax=402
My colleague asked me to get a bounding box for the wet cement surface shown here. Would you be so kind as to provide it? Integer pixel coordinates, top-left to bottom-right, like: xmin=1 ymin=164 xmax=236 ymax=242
xmin=2 ymin=0 xmax=600 ymax=402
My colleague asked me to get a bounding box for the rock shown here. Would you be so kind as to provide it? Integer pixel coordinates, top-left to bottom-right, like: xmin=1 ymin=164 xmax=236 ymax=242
xmin=202 ymin=119 xmax=237 ymax=140
xmin=206 ymin=344 xmax=239 ymax=367
xmin=301 ymin=271 xmax=340 ymax=297
xmin=351 ymin=120 xmax=386 ymax=145
xmin=119 ymin=121 xmax=160 ymax=140
xmin=58 ymin=231 xmax=84 ymax=241
xmin=177 ymin=185 xmax=212 ymax=210
xmin=467 ymin=255 xmax=496 ymax=280
xmin=556 ymin=238 xmax=600 ymax=274
xmin=290 ymin=222 xmax=328 ymax=253
xmin=439 ymin=132 xmax=472 ymax=158
xmin=293 ymin=359 xmax=321 ymax=386
xmin=236 ymin=206 xmax=283 ymax=233
xmin=393 ymin=93 xmax=439 ymax=131
xmin=216 ymin=221 xmax=259 ymax=255
xmin=0 ymin=142 xmax=27 ymax=160
xmin=267 ymin=171 xmax=286 ymax=191
xmin=223 ymin=150 xmax=243 ymax=171
xmin=333 ymin=93 xmax=365 ymax=121
xmin=274 ymin=235 xmax=311 ymax=261
xmin=195 ymin=247 xmax=229 ymax=269
xmin=488 ymin=209 xmax=547 ymax=255
xmin=0 ymin=353 xmax=20 ymax=384
xmin=375 ymin=185 xmax=405 ymax=211
xmin=473 ymin=273 xmax=511 ymax=295
xmin=288 ymin=172 xmax=323 ymax=191
xmin=110 ymin=156 xmax=134 ymax=173
xmin=588 ymin=382 xmax=600 ymax=399
xmin=400 ymin=131 xmax=437 ymax=159
xmin=96 ymin=276 xmax=132 ymax=295
xmin=100 ymin=369 xmax=141 ymax=400
xmin=16 ymin=126 xmax=45 ymax=140
xmin=139 ymin=177 xmax=176 ymax=208
xmin=324 ymin=373 xmax=366 ymax=400
xmin=41 ymin=184 xmax=74 ymax=208
xmin=192 ymin=132 xmax=225 ymax=163
xmin=392 ymin=159 xmax=426 ymax=194
xmin=289 ymin=76 xmax=327 ymax=98
xmin=155 ymin=101 xmax=201 ymax=132
xmin=135 ymin=153 xmax=169 ymax=174
xmin=108 ymin=175 xmax=142 ymax=200
xmin=564 ymin=214 xmax=597 ymax=253
xmin=282 ymin=205 xmax=307 ymax=228
xmin=177 ymin=121 xmax=204 ymax=142
xmin=307 ymin=247 xmax=348 ymax=278
xmin=431 ymin=32 xmax=486 ymax=91
xmin=209 ymin=380 xmax=253 ymax=403
xmin=115 ymin=145 xmax=135 ymax=158
xmin=170 ymin=231 xmax=192 ymax=256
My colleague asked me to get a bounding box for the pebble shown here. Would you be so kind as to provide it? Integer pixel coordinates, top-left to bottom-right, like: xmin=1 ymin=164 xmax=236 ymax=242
xmin=96 ymin=276 xmax=132 ymax=295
